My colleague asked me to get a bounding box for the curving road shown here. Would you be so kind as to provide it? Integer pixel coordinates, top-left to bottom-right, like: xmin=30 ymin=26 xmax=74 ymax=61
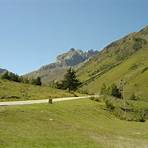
xmin=0 ymin=95 xmax=99 ymax=106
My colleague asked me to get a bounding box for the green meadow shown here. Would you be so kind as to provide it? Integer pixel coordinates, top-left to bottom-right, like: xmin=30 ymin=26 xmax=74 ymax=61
xmin=0 ymin=99 xmax=148 ymax=148
xmin=0 ymin=79 xmax=75 ymax=101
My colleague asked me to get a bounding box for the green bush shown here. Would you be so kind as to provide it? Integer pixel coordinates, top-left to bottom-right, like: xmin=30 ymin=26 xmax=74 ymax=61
xmin=104 ymin=97 xmax=147 ymax=122
xmin=1 ymin=71 xmax=20 ymax=82
xmin=110 ymin=84 xmax=122 ymax=98
xmin=129 ymin=93 xmax=139 ymax=101
xmin=100 ymin=83 xmax=107 ymax=95
xmin=30 ymin=77 xmax=42 ymax=86
xmin=100 ymin=83 xmax=122 ymax=99
xmin=105 ymin=99 xmax=115 ymax=110
xmin=135 ymin=110 xmax=146 ymax=122
xmin=129 ymin=64 xmax=138 ymax=70
xmin=133 ymin=37 xmax=147 ymax=51
xmin=90 ymin=97 xmax=100 ymax=102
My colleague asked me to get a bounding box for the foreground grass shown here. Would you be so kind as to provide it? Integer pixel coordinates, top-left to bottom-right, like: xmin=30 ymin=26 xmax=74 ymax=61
xmin=0 ymin=80 xmax=78 ymax=101
xmin=0 ymin=99 xmax=148 ymax=148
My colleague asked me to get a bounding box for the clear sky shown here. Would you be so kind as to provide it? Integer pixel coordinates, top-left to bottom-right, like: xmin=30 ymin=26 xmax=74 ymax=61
xmin=0 ymin=0 xmax=147 ymax=74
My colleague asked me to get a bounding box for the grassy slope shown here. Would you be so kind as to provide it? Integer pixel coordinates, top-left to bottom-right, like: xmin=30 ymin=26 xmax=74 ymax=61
xmin=77 ymin=32 xmax=138 ymax=81
xmin=77 ymin=26 xmax=148 ymax=100
xmin=0 ymin=99 xmax=148 ymax=148
xmin=80 ymin=48 xmax=148 ymax=100
xmin=0 ymin=79 xmax=74 ymax=101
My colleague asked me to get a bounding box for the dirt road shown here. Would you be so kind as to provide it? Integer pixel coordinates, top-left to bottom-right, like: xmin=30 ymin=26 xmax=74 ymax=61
xmin=0 ymin=95 xmax=99 ymax=106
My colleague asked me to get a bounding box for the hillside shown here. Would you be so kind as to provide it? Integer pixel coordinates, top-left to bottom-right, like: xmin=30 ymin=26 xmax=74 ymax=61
xmin=77 ymin=25 xmax=148 ymax=100
xmin=25 ymin=48 xmax=98 ymax=85
xmin=0 ymin=79 xmax=75 ymax=101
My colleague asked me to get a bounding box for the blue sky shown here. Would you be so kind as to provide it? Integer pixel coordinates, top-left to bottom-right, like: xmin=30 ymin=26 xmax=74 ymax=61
xmin=0 ymin=0 xmax=147 ymax=74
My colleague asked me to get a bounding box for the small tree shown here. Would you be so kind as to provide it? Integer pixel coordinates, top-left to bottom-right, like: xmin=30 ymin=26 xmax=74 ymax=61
xmin=110 ymin=83 xmax=122 ymax=98
xmin=30 ymin=77 xmax=42 ymax=86
xmin=1 ymin=71 xmax=20 ymax=82
xmin=36 ymin=77 xmax=42 ymax=85
xmin=61 ymin=68 xmax=81 ymax=92
xmin=1 ymin=71 xmax=10 ymax=80
xmin=55 ymin=81 xmax=63 ymax=89
xmin=9 ymin=72 xmax=20 ymax=82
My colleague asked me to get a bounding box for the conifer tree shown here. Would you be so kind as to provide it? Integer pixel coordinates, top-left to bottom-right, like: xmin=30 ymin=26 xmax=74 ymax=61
xmin=62 ymin=68 xmax=81 ymax=92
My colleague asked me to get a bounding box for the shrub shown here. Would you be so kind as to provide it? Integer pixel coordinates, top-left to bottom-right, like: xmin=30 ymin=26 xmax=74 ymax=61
xmin=130 ymin=93 xmax=139 ymax=101
xmin=129 ymin=64 xmax=138 ymax=70
xmin=113 ymin=107 xmax=125 ymax=120
xmin=90 ymin=97 xmax=100 ymax=102
xmin=134 ymin=110 xmax=146 ymax=122
xmin=105 ymin=99 xmax=115 ymax=110
xmin=100 ymin=83 xmax=122 ymax=99
xmin=110 ymin=84 xmax=122 ymax=98
xmin=133 ymin=37 xmax=147 ymax=51
xmin=100 ymin=83 xmax=107 ymax=95
xmin=30 ymin=77 xmax=42 ymax=86
xmin=104 ymin=97 xmax=147 ymax=122
xmin=141 ymin=67 xmax=148 ymax=73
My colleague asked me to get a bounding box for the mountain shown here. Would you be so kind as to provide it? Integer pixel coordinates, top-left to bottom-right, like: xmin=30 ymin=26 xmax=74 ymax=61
xmin=56 ymin=48 xmax=98 ymax=66
xmin=25 ymin=48 xmax=98 ymax=84
xmin=77 ymin=25 xmax=148 ymax=100
xmin=0 ymin=68 xmax=7 ymax=74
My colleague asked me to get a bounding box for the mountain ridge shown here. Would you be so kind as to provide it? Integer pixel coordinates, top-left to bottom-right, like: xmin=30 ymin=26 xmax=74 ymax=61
xmin=25 ymin=48 xmax=98 ymax=84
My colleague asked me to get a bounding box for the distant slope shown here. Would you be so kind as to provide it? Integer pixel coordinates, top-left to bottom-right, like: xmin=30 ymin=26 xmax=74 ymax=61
xmin=25 ymin=48 xmax=98 ymax=85
xmin=0 ymin=68 xmax=7 ymax=74
xmin=77 ymin=25 xmax=148 ymax=100
xmin=0 ymin=79 xmax=75 ymax=101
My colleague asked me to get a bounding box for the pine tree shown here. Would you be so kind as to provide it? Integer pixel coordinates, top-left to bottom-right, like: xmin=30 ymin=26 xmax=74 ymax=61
xmin=62 ymin=68 xmax=81 ymax=92
xmin=1 ymin=71 xmax=20 ymax=82
xmin=1 ymin=71 xmax=10 ymax=80
xmin=9 ymin=72 xmax=20 ymax=82
xmin=36 ymin=77 xmax=42 ymax=85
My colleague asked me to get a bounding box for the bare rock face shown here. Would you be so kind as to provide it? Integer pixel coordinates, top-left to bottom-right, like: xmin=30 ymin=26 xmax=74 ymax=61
xmin=56 ymin=48 xmax=98 ymax=66
xmin=0 ymin=68 xmax=7 ymax=74
xmin=25 ymin=48 xmax=99 ymax=84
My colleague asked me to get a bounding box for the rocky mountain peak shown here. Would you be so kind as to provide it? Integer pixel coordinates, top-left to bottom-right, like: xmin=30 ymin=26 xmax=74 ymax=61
xmin=56 ymin=48 xmax=98 ymax=66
